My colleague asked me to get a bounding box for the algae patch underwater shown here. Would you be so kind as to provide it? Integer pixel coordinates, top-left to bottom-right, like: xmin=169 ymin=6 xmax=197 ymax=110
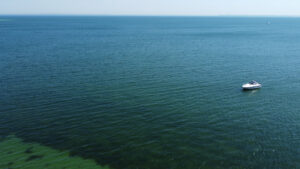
xmin=0 ymin=135 xmax=110 ymax=169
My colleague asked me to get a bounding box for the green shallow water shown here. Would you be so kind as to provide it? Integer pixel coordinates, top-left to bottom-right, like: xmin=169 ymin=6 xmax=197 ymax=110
xmin=0 ymin=136 xmax=110 ymax=169
xmin=1 ymin=16 xmax=300 ymax=169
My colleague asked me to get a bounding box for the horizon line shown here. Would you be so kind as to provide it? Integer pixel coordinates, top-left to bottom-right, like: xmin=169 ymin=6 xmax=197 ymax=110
xmin=1 ymin=14 xmax=300 ymax=18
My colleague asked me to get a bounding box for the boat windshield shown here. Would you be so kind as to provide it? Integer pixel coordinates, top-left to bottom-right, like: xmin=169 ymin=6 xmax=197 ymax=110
xmin=249 ymin=81 xmax=257 ymax=84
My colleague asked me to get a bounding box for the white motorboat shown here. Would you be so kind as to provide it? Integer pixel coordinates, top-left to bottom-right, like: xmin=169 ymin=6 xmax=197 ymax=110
xmin=242 ymin=80 xmax=262 ymax=90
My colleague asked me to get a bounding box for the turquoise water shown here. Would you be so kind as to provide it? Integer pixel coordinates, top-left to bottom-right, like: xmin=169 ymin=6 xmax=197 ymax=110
xmin=1 ymin=16 xmax=300 ymax=169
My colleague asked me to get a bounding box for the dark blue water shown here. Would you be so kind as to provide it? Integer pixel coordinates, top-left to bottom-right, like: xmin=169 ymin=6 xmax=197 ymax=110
xmin=1 ymin=16 xmax=300 ymax=169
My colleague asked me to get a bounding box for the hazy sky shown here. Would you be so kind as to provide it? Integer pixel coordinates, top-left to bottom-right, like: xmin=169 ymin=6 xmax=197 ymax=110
xmin=1 ymin=0 xmax=300 ymax=16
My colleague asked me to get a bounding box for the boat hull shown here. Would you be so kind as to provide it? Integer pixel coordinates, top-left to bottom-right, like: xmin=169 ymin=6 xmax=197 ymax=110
xmin=242 ymin=84 xmax=262 ymax=90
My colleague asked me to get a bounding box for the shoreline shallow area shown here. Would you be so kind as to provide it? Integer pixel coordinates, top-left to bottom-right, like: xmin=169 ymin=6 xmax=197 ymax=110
xmin=0 ymin=135 xmax=110 ymax=169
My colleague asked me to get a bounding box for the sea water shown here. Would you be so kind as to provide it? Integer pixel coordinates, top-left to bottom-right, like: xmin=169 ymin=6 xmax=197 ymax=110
xmin=1 ymin=16 xmax=300 ymax=169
